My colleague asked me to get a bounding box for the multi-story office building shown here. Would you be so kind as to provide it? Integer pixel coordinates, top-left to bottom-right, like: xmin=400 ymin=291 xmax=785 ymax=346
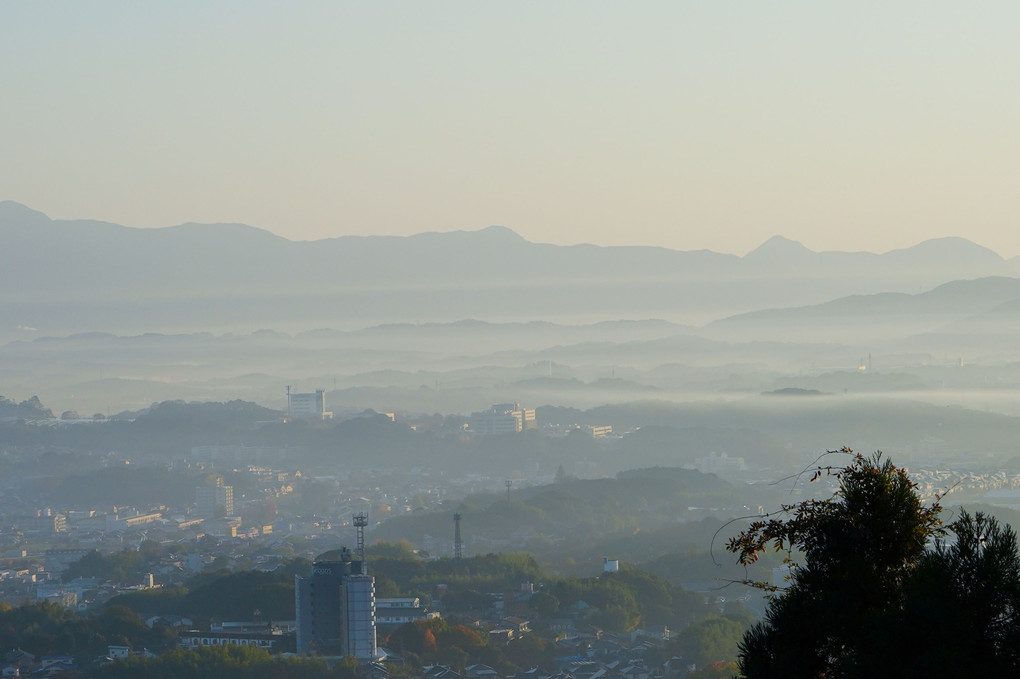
xmin=470 ymin=403 xmax=537 ymax=435
xmin=196 ymin=484 xmax=234 ymax=518
xmin=13 ymin=512 xmax=67 ymax=535
xmin=295 ymin=548 xmax=378 ymax=660
xmin=288 ymin=389 xmax=333 ymax=420
xmin=375 ymin=597 xmax=438 ymax=627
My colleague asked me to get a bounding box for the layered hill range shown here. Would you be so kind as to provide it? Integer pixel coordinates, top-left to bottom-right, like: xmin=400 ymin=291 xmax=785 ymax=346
xmin=7 ymin=199 xmax=1020 ymax=420
xmin=1 ymin=200 xmax=1014 ymax=340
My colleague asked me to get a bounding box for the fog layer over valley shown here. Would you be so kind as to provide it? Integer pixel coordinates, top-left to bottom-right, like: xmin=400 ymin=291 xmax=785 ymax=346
xmin=5 ymin=203 xmax=1020 ymax=499
xmin=7 ymin=202 xmax=1020 ymax=424
xmin=5 ymin=203 xmax=1020 ymax=572
xmin=6 ymin=203 xmax=1020 ymax=678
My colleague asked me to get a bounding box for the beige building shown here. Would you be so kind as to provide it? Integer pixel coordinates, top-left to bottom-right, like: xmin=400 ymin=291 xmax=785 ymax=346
xmin=470 ymin=403 xmax=537 ymax=435
xmin=196 ymin=483 xmax=234 ymax=518
xmin=288 ymin=389 xmax=332 ymax=420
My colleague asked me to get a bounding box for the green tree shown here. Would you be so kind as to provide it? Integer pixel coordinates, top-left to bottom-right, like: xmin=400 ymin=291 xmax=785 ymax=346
xmin=502 ymin=634 xmax=555 ymax=671
xmin=729 ymin=452 xmax=1020 ymax=678
xmin=689 ymin=661 xmax=740 ymax=679
xmin=90 ymin=644 xmax=334 ymax=679
xmin=675 ymin=616 xmax=748 ymax=668
xmin=727 ymin=450 xmax=943 ymax=678
xmin=890 ymin=510 xmax=1020 ymax=678
xmin=529 ymin=591 xmax=560 ymax=618
xmin=333 ymin=655 xmax=360 ymax=679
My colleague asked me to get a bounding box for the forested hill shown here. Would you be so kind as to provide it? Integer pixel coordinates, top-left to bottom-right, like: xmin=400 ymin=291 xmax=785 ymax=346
xmin=371 ymin=468 xmax=748 ymax=549
xmin=0 ymin=394 xmax=53 ymax=419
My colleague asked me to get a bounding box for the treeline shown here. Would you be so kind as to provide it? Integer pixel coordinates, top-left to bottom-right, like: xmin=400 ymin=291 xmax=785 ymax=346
xmin=106 ymin=564 xmax=309 ymax=622
xmin=381 ymin=606 xmax=750 ymax=674
xmin=0 ymin=399 xmax=282 ymax=459
xmin=369 ymin=549 xmax=545 ymax=599
xmin=103 ymin=550 xmax=723 ymax=634
xmin=90 ymin=645 xmax=352 ymax=679
xmin=0 ymin=601 xmax=173 ymax=665
xmin=0 ymin=395 xmax=788 ymax=480
xmin=0 ymin=599 xmax=331 ymax=677
xmin=16 ymin=546 xmax=752 ymax=673
xmin=360 ymin=548 xmax=734 ymax=634
xmin=0 ymin=394 xmax=52 ymax=419
xmin=385 ymin=617 xmax=555 ymax=673
xmin=542 ymin=569 xmax=715 ymax=631
xmin=372 ymin=469 xmax=750 ymax=550
xmin=0 ymin=596 xmax=746 ymax=677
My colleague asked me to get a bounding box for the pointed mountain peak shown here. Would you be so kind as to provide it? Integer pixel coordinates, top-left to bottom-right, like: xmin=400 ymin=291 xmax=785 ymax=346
xmin=743 ymin=235 xmax=814 ymax=260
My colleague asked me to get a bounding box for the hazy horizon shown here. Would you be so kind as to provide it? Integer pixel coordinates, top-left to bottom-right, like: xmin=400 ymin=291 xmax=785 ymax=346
xmin=5 ymin=4 xmax=1020 ymax=664
xmin=4 ymin=3 xmax=1020 ymax=256
xmin=2 ymin=199 xmax=1014 ymax=261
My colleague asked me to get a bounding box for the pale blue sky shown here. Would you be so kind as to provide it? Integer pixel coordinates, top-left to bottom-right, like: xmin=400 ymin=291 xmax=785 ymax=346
xmin=3 ymin=2 xmax=1019 ymax=255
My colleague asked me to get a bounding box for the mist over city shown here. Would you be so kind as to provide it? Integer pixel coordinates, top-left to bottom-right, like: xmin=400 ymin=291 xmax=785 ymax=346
xmin=4 ymin=3 xmax=1020 ymax=677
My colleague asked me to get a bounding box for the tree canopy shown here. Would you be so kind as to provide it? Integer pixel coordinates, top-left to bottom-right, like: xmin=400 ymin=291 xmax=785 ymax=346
xmin=727 ymin=449 xmax=1020 ymax=678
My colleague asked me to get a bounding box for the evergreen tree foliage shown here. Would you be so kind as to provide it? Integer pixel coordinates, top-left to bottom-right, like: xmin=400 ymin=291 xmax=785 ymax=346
xmin=89 ymin=644 xmax=336 ymax=679
xmin=728 ymin=449 xmax=1020 ymax=678
xmin=892 ymin=510 xmax=1020 ymax=677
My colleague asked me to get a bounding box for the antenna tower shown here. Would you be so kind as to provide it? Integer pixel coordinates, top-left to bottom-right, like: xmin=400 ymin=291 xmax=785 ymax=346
xmin=453 ymin=513 xmax=463 ymax=559
xmin=354 ymin=512 xmax=368 ymax=562
xmin=505 ymin=479 xmax=512 ymax=503
xmin=286 ymin=385 xmax=292 ymax=421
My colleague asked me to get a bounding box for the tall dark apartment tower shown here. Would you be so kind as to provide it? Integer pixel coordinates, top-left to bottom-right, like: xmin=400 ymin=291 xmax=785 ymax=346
xmin=295 ymin=547 xmax=377 ymax=659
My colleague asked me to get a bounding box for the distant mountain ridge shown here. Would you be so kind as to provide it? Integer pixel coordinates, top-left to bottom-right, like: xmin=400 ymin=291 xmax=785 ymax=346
xmin=704 ymin=276 xmax=1020 ymax=345
xmin=0 ymin=200 xmax=1013 ymax=339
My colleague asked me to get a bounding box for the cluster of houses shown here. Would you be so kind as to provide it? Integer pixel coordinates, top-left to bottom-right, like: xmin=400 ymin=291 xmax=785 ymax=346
xmin=0 ymin=650 xmax=77 ymax=677
xmin=414 ymin=626 xmax=693 ymax=679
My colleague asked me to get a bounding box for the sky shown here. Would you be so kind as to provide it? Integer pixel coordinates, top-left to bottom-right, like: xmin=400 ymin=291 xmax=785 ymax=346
xmin=2 ymin=2 xmax=1019 ymax=256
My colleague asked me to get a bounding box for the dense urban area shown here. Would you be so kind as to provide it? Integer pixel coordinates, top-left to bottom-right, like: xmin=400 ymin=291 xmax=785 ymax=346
xmin=3 ymin=388 xmax=1020 ymax=678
